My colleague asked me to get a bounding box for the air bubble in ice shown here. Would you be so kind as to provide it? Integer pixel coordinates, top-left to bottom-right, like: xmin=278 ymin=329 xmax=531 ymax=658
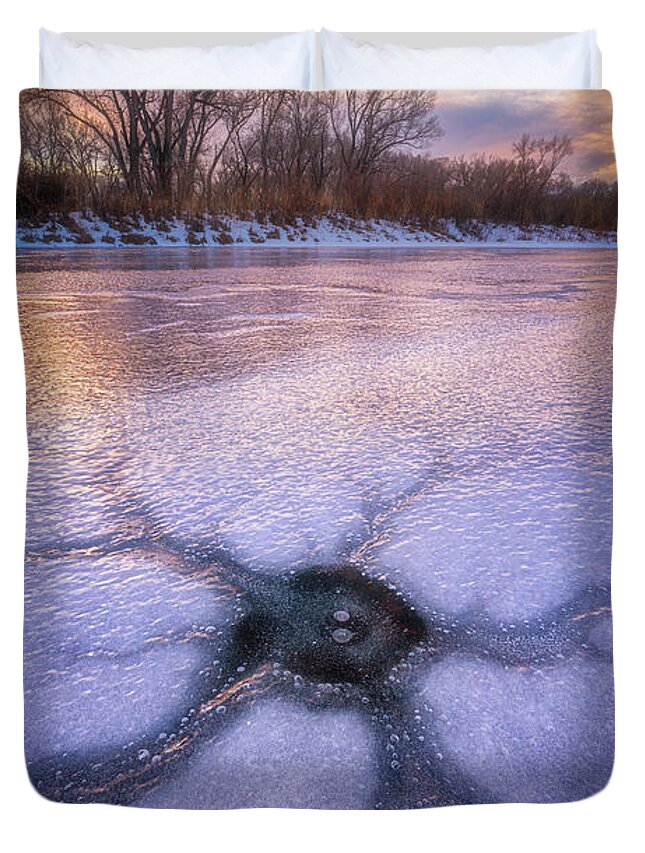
xmin=331 ymin=628 xmax=354 ymax=644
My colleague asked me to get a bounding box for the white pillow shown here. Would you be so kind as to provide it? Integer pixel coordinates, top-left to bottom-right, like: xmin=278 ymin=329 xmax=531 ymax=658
xmin=40 ymin=29 xmax=316 ymax=90
xmin=321 ymin=30 xmax=601 ymax=90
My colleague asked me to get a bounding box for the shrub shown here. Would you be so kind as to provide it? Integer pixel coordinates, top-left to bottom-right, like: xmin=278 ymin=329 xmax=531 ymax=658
xmin=121 ymin=233 xmax=156 ymax=245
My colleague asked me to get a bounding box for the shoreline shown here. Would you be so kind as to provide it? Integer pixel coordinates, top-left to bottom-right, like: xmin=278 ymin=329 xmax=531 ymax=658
xmin=16 ymin=212 xmax=617 ymax=251
xmin=16 ymin=242 xmax=618 ymax=252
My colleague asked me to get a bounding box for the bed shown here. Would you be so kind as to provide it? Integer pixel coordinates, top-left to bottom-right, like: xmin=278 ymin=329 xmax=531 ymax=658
xmin=17 ymin=31 xmax=616 ymax=809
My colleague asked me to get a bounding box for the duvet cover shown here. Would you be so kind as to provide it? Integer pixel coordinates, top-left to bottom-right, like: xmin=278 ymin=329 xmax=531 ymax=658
xmin=17 ymin=88 xmax=616 ymax=809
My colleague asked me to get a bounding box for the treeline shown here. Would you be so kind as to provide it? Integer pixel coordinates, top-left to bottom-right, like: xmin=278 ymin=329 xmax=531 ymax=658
xmin=17 ymin=89 xmax=617 ymax=231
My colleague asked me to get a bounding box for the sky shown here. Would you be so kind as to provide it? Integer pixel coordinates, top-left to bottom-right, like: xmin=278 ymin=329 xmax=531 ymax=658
xmin=432 ymin=91 xmax=616 ymax=182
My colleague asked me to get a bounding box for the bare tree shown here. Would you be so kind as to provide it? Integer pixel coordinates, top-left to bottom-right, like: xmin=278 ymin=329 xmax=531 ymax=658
xmin=323 ymin=91 xmax=442 ymax=209
xmin=512 ymin=134 xmax=573 ymax=223
xmin=202 ymin=92 xmax=257 ymax=207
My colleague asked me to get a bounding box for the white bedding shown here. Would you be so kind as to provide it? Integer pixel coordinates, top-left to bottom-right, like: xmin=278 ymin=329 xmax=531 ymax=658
xmin=39 ymin=29 xmax=316 ymax=90
xmin=321 ymin=30 xmax=601 ymax=89
xmin=39 ymin=29 xmax=601 ymax=91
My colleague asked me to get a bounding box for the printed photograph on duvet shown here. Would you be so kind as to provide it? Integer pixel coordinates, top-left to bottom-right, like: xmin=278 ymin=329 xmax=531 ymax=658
xmin=17 ymin=89 xmax=616 ymax=809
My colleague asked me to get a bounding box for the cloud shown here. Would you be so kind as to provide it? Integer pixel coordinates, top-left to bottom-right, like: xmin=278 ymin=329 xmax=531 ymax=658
xmin=432 ymin=91 xmax=615 ymax=181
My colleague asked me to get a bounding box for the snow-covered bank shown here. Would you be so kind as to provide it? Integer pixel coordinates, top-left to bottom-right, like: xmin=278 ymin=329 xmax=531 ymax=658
xmin=16 ymin=212 xmax=617 ymax=250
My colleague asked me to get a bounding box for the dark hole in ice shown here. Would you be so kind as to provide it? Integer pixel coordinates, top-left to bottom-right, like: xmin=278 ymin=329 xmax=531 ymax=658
xmin=233 ymin=565 xmax=429 ymax=684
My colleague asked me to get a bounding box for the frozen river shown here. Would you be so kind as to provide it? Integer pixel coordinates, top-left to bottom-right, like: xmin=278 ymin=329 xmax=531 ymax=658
xmin=18 ymin=246 xmax=616 ymax=808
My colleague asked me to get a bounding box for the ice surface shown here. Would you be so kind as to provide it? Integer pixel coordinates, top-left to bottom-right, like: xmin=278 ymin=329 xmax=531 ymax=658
xmin=122 ymin=354 xmax=436 ymax=573
xmin=586 ymin=613 xmax=613 ymax=655
xmin=18 ymin=247 xmax=615 ymax=807
xmin=139 ymin=699 xmax=377 ymax=809
xmin=416 ymin=654 xmax=614 ymax=802
xmin=25 ymin=437 xmax=124 ymax=551
xmin=372 ymin=463 xmax=612 ymax=620
xmin=24 ymin=549 xmax=236 ymax=763
xmin=24 ymin=644 xmax=205 ymax=762
xmin=24 ymin=549 xmax=234 ymax=661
